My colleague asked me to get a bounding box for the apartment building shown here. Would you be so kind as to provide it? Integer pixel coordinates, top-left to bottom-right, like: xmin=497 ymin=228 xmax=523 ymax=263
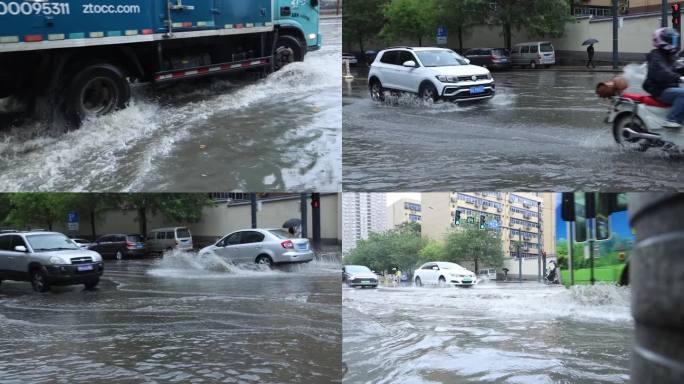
xmin=387 ymin=198 xmax=422 ymax=228
xmin=342 ymin=193 xmax=387 ymax=254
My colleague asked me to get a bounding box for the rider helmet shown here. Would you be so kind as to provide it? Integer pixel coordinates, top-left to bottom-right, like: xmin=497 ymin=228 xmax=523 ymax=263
xmin=653 ymin=27 xmax=680 ymax=54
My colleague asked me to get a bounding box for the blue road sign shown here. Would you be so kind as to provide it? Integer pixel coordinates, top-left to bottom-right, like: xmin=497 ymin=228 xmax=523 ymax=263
xmin=437 ymin=26 xmax=447 ymax=45
xmin=68 ymin=212 xmax=79 ymax=223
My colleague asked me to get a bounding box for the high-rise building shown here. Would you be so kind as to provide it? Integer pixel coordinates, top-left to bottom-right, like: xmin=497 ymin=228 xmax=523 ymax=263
xmin=387 ymin=198 xmax=422 ymax=228
xmin=342 ymin=193 xmax=387 ymax=254
xmin=422 ymin=192 xmax=556 ymax=278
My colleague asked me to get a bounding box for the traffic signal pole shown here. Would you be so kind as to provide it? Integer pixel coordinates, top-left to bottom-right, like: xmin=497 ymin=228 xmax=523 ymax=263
xmin=612 ymin=0 xmax=619 ymax=69
xmin=663 ymin=0 xmax=670 ymax=27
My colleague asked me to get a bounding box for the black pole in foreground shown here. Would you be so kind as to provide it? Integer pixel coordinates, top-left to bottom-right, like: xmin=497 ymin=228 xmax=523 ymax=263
xmin=250 ymin=193 xmax=257 ymax=229
xmin=300 ymin=194 xmax=308 ymax=239
xmin=663 ymin=0 xmax=669 ymax=28
xmin=613 ymin=0 xmax=619 ymax=69
xmin=629 ymin=194 xmax=684 ymax=383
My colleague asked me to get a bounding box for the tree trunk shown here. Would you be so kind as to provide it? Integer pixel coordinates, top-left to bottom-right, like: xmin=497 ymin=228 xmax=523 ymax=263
xmin=90 ymin=210 xmax=96 ymax=240
xmin=458 ymin=26 xmax=463 ymax=54
xmin=138 ymin=208 xmax=147 ymax=237
xmin=504 ymin=22 xmax=512 ymax=50
xmin=418 ymin=36 xmax=422 ymax=47
xmin=474 ymin=257 xmax=479 ymax=275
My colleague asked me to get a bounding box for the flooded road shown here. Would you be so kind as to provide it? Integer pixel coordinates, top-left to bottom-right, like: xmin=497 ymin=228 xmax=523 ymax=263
xmin=343 ymin=68 xmax=684 ymax=191
xmin=0 ymin=252 xmax=342 ymax=383
xmin=0 ymin=19 xmax=341 ymax=192
xmin=343 ymin=282 xmax=632 ymax=384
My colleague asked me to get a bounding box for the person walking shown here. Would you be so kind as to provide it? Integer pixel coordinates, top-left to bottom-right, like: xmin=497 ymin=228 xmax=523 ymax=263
xmin=586 ymin=44 xmax=596 ymax=69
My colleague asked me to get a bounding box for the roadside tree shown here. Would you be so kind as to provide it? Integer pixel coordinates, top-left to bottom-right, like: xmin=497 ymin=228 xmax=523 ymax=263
xmin=443 ymin=223 xmax=503 ymax=274
xmin=343 ymin=0 xmax=387 ymax=52
xmin=488 ymin=0 xmax=571 ymax=50
xmin=381 ymin=0 xmax=438 ymax=46
xmin=117 ymin=194 xmax=216 ymax=236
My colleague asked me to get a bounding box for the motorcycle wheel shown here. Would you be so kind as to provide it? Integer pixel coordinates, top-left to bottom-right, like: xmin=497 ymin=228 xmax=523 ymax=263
xmin=613 ymin=113 xmax=650 ymax=151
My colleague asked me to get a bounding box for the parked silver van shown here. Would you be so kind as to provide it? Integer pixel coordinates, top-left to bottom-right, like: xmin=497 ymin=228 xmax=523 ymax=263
xmin=146 ymin=227 xmax=193 ymax=255
xmin=510 ymin=41 xmax=556 ymax=68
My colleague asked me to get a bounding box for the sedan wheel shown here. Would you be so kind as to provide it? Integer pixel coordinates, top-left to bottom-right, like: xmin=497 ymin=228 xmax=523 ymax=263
xmin=255 ymin=255 xmax=273 ymax=266
xmin=115 ymin=251 xmax=123 ymax=260
xmin=415 ymin=276 xmax=423 ymax=287
xmin=438 ymin=276 xmax=446 ymax=287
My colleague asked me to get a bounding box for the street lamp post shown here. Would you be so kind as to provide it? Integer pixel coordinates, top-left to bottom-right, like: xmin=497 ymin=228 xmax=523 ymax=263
xmin=612 ymin=0 xmax=619 ymax=69
xmin=663 ymin=0 xmax=669 ymax=27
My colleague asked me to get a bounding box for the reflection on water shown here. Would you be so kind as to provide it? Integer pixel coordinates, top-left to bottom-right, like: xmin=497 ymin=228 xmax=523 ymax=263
xmin=0 ymin=255 xmax=342 ymax=383
xmin=343 ymin=282 xmax=632 ymax=384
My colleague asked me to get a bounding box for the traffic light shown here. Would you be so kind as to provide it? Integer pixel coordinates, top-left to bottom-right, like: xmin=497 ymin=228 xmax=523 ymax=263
xmin=454 ymin=210 xmax=461 ymax=225
xmin=479 ymin=215 xmax=486 ymax=230
xmin=673 ymin=3 xmax=681 ymax=33
xmin=311 ymin=193 xmax=320 ymax=209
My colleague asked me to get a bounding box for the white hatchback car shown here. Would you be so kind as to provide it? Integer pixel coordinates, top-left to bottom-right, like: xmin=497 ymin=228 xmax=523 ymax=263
xmin=413 ymin=262 xmax=477 ymax=287
xmin=368 ymin=47 xmax=495 ymax=102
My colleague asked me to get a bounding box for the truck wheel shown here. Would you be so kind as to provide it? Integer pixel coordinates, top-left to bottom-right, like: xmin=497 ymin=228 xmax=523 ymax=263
xmin=65 ymin=63 xmax=130 ymax=125
xmin=31 ymin=269 xmax=50 ymax=293
xmin=274 ymin=35 xmax=304 ymax=71
xmin=84 ymin=278 xmax=100 ymax=290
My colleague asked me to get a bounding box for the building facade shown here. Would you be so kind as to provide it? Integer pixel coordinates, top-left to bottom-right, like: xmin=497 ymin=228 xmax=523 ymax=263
xmin=422 ymin=192 xmax=556 ymax=278
xmin=386 ymin=198 xmax=422 ymax=228
xmin=573 ymin=1 xmax=679 ymax=17
xmin=342 ymin=193 xmax=387 ymax=254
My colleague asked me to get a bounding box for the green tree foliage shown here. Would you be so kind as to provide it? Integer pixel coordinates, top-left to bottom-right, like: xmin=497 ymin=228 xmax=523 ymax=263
xmin=118 ymin=194 xmax=216 ymax=236
xmin=3 ymin=193 xmax=72 ymax=230
xmin=381 ymin=0 xmax=438 ymax=46
xmin=69 ymin=194 xmax=119 ymax=239
xmin=419 ymin=239 xmax=446 ymax=262
xmin=436 ymin=0 xmax=489 ymax=53
xmin=489 ymin=0 xmax=572 ymax=49
xmin=343 ymin=0 xmax=387 ymax=52
xmin=345 ymin=226 xmax=427 ymax=276
xmin=442 ymin=223 xmax=503 ymax=273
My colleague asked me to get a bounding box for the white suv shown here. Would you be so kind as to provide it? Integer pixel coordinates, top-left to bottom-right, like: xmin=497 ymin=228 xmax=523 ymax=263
xmin=368 ymin=47 xmax=495 ymax=102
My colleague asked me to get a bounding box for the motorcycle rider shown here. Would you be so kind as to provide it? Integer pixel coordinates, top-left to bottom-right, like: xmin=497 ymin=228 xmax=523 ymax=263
xmin=643 ymin=28 xmax=684 ymax=128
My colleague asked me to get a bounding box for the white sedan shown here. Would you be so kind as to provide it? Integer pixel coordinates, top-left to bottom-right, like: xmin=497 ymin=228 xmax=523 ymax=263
xmin=414 ymin=262 xmax=477 ymax=287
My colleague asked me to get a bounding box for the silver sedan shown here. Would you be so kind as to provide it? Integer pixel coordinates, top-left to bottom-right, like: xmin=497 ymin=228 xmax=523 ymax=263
xmin=198 ymin=228 xmax=314 ymax=266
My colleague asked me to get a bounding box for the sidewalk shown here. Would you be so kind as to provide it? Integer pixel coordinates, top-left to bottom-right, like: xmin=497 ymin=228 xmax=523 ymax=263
xmin=517 ymin=65 xmax=623 ymax=73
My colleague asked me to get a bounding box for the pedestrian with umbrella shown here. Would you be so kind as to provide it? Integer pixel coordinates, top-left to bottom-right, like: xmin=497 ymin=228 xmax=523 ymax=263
xmin=583 ymin=38 xmax=599 ymax=69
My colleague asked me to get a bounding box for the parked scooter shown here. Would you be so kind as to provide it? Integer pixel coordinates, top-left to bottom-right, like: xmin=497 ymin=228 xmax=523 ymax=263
xmin=597 ymin=75 xmax=684 ymax=154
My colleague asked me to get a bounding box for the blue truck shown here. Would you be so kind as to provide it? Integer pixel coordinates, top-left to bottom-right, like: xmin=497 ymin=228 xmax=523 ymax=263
xmin=0 ymin=0 xmax=321 ymax=124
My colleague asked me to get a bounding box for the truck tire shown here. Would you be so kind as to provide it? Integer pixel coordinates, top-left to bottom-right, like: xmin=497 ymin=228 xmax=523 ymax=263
xmin=274 ymin=35 xmax=304 ymax=71
xmin=65 ymin=63 xmax=130 ymax=125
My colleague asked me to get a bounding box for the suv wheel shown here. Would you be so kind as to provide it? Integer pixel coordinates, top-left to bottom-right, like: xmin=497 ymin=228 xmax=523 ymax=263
xmin=31 ymin=269 xmax=50 ymax=293
xmin=529 ymin=61 xmax=537 ymax=69
xmin=420 ymin=83 xmax=438 ymax=103
xmin=369 ymin=79 xmax=384 ymax=101
xmin=84 ymin=278 xmax=100 ymax=290
xmin=255 ymin=255 xmax=273 ymax=266
xmin=115 ymin=251 xmax=123 ymax=260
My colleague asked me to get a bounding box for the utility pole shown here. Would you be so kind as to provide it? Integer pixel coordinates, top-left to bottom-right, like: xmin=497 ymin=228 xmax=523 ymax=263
xmin=250 ymin=193 xmax=257 ymax=229
xmin=537 ymin=201 xmax=542 ymax=283
xmin=518 ymin=230 xmax=522 ymax=282
xmin=300 ymin=194 xmax=308 ymax=238
xmin=567 ymin=220 xmax=574 ymax=285
xmin=663 ymin=0 xmax=669 ymax=27
xmin=612 ymin=0 xmax=619 ymax=69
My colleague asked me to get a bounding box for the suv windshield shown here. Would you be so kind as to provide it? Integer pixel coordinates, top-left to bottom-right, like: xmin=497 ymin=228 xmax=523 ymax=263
xmin=416 ymin=50 xmax=468 ymax=67
xmin=540 ymin=43 xmax=553 ymax=52
xmin=269 ymin=229 xmax=295 ymax=239
xmin=176 ymin=228 xmax=191 ymax=238
xmin=26 ymin=234 xmax=80 ymax=251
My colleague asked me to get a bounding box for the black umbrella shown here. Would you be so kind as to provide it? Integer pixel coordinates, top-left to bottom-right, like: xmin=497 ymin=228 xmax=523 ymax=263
xmin=582 ymin=38 xmax=599 ymax=46
xmin=282 ymin=218 xmax=301 ymax=229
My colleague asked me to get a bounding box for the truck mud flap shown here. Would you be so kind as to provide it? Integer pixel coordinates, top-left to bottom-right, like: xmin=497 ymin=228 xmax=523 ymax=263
xmin=154 ymin=56 xmax=272 ymax=82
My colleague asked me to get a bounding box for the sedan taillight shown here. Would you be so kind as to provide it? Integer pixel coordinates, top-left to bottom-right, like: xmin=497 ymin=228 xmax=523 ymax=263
xmin=126 ymin=241 xmax=136 ymax=249
xmin=281 ymin=240 xmax=295 ymax=249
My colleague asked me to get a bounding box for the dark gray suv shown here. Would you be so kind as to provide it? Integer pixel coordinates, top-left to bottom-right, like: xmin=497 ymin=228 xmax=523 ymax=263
xmin=0 ymin=231 xmax=104 ymax=292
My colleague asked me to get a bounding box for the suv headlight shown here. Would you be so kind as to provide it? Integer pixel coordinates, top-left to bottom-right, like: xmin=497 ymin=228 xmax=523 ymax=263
xmin=49 ymin=256 xmax=69 ymax=265
xmin=92 ymin=253 xmax=103 ymax=262
xmin=436 ymin=75 xmax=458 ymax=83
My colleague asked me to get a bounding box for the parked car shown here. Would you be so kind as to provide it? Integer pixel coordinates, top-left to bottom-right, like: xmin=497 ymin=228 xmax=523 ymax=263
xmin=198 ymin=228 xmax=314 ymax=266
xmin=71 ymin=238 xmax=93 ymax=250
xmin=342 ymin=52 xmax=359 ymax=66
xmin=510 ymin=41 xmax=556 ymax=69
xmin=0 ymin=231 xmax=104 ymax=292
xmin=88 ymin=234 xmax=146 ymax=260
xmin=464 ymin=48 xmax=511 ymax=70
xmin=343 ymin=265 xmax=379 ymax=288
xmin=368 ymin=47 xmax=495 ymax=102
xmin=146 ymin=227 xmax=193 ymax=255
xmin=413 ymin=262 xmax=476 ymax=287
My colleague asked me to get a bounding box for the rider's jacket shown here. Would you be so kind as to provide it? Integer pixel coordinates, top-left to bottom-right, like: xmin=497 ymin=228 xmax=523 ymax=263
xmin=643 ymin=49 xmax=681 ymax=98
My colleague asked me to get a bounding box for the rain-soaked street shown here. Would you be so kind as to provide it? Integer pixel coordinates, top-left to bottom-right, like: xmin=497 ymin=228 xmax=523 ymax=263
xmin=343 ymin=67 xmax=684 ymax=191
xmin=343 ymin=282 xmax=632 ymax=384
xmin=0 ymin=19 xmax=341 ymax=192
xmin=0 ymin=250 xmax=342 ymax=383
